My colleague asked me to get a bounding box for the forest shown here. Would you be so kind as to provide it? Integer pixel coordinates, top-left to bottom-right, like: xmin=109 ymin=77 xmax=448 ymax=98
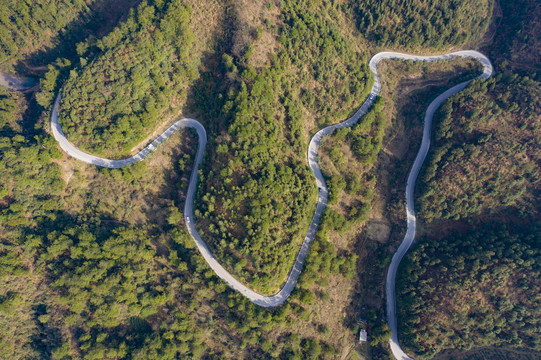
xmin=315 ymin=98 xmax=385 ymax=237
xmin=0 ymin=0 xmax=372 ymax=358
xmin=349 ymin=0 xmax=492 ymax=49
xmin=0 ymin=60 xmax=361 ymax=359
xmin=399 ymin=1 xmax=541 ymax=358
xmin=0 ymin=0 xmax=142 ymax=69
xmin=397 ymin=223 xmax=541 ymax=358
xmin=1 ymin=0 xmax=540 ymax=359
xmin=57 ymin=0 xmax=196 ymax=157
xmin=418 ymin=73 xmax=540 ymax=222
xmin=487 ymin=0 xmax=540 ymax=72
xmin=0 ymin=0 xmax=93 ymax=64
xmin=195 ymin=0 xmax=372 ymax=293
xmin=0 ymin=87 xmax=21 ymax=131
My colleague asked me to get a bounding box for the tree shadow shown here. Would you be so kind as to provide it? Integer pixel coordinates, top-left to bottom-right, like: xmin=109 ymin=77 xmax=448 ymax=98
xmin=182 ymin=3 xmax=238 ymax=136
xmin=153 ymin=32 xmax=232 ymax=211
xmin=13 ymin=0 xmax=141 ymax=76
xmin=30 ymin=303 xmax=62 ymax=359
xmin=144 ymin=1 xmax=238 ymax=245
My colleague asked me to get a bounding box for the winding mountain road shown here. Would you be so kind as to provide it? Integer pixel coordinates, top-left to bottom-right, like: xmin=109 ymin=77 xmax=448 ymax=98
xmin=378 ymin=52 xmax=492 ymax=360
xmin=50 ymin=50 xmax=492 ymax=358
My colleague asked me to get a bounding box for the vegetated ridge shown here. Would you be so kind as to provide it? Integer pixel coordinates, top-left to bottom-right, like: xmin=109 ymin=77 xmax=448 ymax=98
xmin=0 ymin=0 xmax=538 ymax=359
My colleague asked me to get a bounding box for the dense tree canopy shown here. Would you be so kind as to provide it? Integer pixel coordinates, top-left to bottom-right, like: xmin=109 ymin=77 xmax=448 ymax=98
xmin=397 ymin=224 xmax=541 ymax=358
xmin=0 ymin=1 xmax=370 ymax=358
xmin=58 ymin=0 xmax=196 ymax=157
xmin=419 ymin=73 xmax=540 ymax=222
xmin=0 ymin=0 xmax=95 ymax=64
xmin=0 ymin=87 xmax=20 ymax=131
xmin=350 ymin=0 xmax=492 ymax=49
xmin=2 ymin=0 xmax=540 ymax=358
xmin=194 ymin=0 xmax=371 ymax=293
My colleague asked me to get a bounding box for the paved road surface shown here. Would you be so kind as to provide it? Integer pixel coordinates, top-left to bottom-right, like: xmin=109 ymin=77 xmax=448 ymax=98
xmin=376 ymin=51 xmax=492 ymax=360
xmin=50 ymin=51 xmax=492 ymax=354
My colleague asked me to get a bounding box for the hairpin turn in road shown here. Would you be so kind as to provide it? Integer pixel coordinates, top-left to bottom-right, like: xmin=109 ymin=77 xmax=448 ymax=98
xmin=50 ymin=50 xmax=492 ymax=360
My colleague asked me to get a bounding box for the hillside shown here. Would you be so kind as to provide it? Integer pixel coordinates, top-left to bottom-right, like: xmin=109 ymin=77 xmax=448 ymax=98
xmin=0 ymin=0 xmax=140 ymax=69
xmin=193 ymin=0 xmax=373 ymax=294
xmin=487 ymin=0 xmax=541 ymax=72
xmin=396 ymin=0 xmax=541 ymax=358
xmin=397 ymin=224 xmax=541 ymax=359
xmin=58 ymin=1 xmax=197 ymax=156
xmin=0 ymin=0 xmax=94 ymax=64
xmin=349 ymin=0 xmax=493 ymax=49
xmin=0 ymin=0 xmax=539 ymax=359
xmin=418 ymin=73 xmax=540 ymax=222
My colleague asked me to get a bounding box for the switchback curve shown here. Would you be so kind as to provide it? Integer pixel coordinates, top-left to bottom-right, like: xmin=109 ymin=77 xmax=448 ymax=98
xmin=377 ymin=51 xmax=492 ymax=360
xmin=50 ymin=51 xmax=492 ymax=357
